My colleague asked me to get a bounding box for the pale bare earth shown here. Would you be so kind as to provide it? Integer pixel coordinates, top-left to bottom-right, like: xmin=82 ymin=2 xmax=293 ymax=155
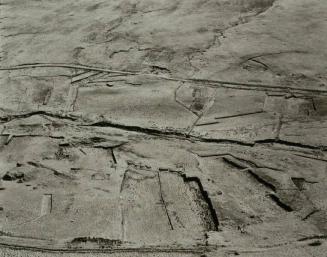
xmin=0 ymin=0 xmax=327 ymax=256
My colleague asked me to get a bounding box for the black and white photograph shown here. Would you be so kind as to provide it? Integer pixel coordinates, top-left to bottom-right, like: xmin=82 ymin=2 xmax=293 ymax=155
xmin=0 ymin=0 xmax=326 ymax=256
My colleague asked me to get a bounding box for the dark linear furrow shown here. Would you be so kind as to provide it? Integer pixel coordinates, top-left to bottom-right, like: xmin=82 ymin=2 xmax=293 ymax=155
xmin=157 ymin=171 xmax=174 ymax=230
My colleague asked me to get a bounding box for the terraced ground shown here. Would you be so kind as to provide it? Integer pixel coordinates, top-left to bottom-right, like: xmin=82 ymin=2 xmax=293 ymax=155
xmin=0 ymin=0 xmax=327 ymax=256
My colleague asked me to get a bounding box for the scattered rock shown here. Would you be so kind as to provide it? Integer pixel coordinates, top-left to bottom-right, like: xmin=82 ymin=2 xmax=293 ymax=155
xmin=2 ymin=169 xmax=25 ymax=181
